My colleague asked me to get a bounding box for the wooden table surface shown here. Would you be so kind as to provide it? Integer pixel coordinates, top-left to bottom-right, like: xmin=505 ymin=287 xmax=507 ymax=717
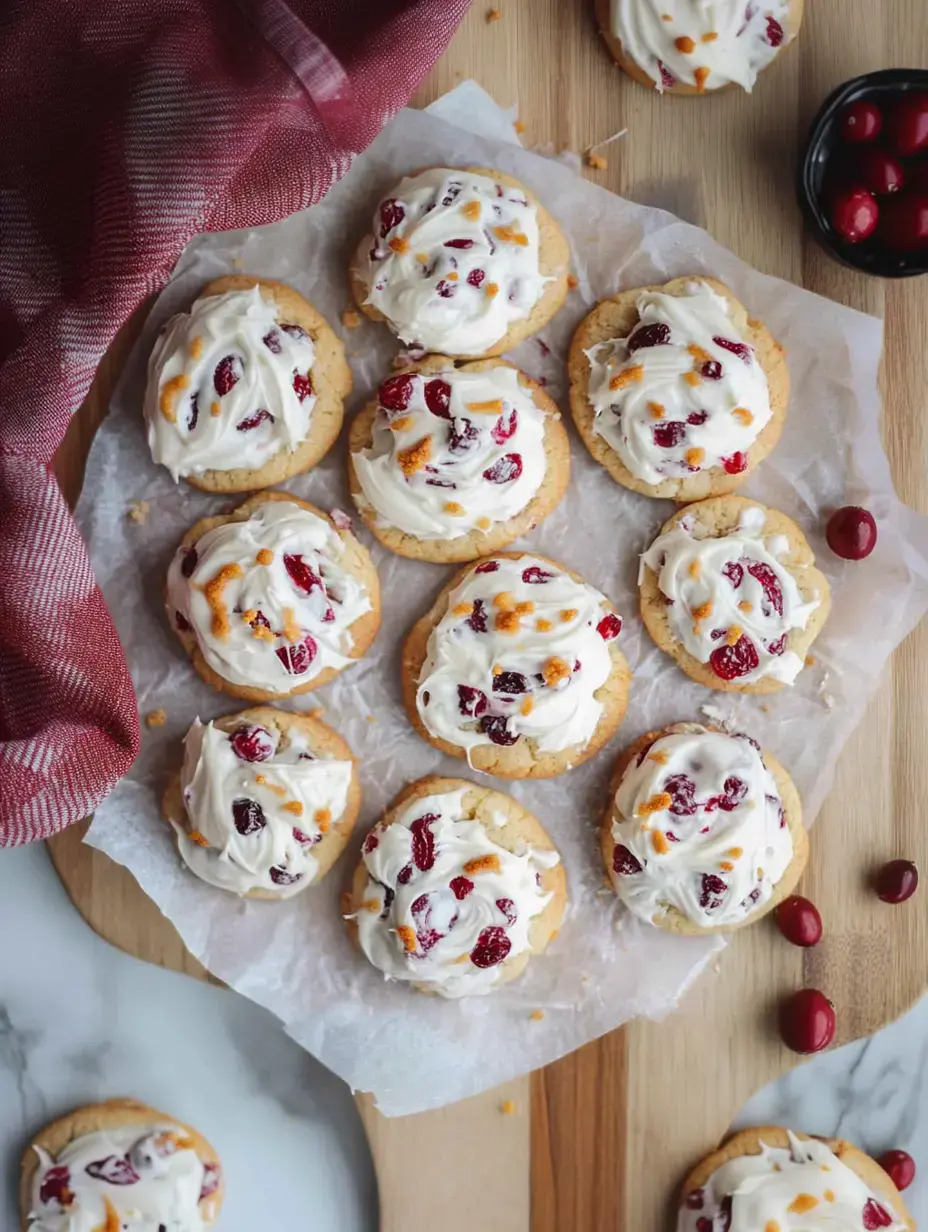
xmin=49 ymin=2 xmax=928 ymax=1229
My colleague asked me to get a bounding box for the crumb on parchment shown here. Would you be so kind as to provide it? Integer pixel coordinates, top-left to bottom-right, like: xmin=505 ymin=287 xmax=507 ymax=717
xmin=145 ymin=708 xmax=167 ymax=728
xmin=500 ymin=1099 xmax=516 ymax=1115
xmin=529 ymin=1009 xmax=545 ymax=1021
xmin=127 ymin=500 xmax=149 ymax=524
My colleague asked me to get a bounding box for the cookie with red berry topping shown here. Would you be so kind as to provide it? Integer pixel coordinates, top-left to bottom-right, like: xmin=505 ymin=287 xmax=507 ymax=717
xmin=343 ymin=774 xmax=567 ymax=997
xmin=144 ymin=274 xmax=351 ymax=493
xmin=568 ymin=276 xmax=788 ymax=501
xmin=639 ymin=496 xmax=830 ymax=694
xmin=348 ymin=355 xmax=570 ymax=563
xmin=162 ymin=706 xmax=361 ymax=900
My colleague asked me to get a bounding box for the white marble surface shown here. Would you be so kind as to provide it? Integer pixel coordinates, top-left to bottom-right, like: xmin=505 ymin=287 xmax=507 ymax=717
xmin=1 ymin=842 xmax=923 ymax=1228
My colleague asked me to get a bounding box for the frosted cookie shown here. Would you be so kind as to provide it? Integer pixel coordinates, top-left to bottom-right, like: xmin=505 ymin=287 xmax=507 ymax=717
xmin=568 ymin=277 xmax=787 ymax=501
xmin=639 ymin=496 xmax=830 ymax=693
xmin=167 ymin=491 xmax=380 ymax=702
xmin=596 ymin=0 xmax=804 ymax=95
xmin=601 ymin=722 xmax=807 ymax=933
xmin=343 ymin=775 xmax=566 ymax=997
xmin=348 ymin=356 xmax=570 ymax=562
xmin=679 ymin=1126 xmax=913 ymax=1231
xmin=162 ymin=706 xmax=360 ymax=899
xmin=349 ymin=166 xmax=570 ymax=358
xmin=144 ymin=274 xmax=351 ymax=492
xmin=402 ymin=552 xmax=630 ymax=779
xmin=20 ymin=1098 xmax=223 ymax=1232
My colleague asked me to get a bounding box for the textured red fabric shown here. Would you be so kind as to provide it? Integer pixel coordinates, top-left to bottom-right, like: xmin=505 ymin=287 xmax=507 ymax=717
xmin=0 ymin=0 xmax=470 ymax=845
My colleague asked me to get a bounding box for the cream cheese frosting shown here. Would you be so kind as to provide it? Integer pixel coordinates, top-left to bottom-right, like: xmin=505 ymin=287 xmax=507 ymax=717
xmin=610 ymin=0 xmax=791 ymax=94
xmin=416 ymin=556 xmax=622 ymax=757
xmin=679 ymin=1131 xmax=907 ymax=1231
xmin=28 ymin=1123 xmax=219 ymax=1231
xmin=144 ymin=288 xmax=317 ymax=480
xmin=353 ymin=786 xmax=558 ymax=997
xmin=352 ymin=365 xmax=548 ymax=540
xmin=585 ymin=282 xmax=772 ymax=486
xmin=356 ymin=168 xmax=548 ymax=355
xmin=640 ymin=505 xmax=820 ymax=686
xmin=166 ymin=500 xmax=373 ymax=693
xmin=172 ymin=718 xmax=353 ymax=897
xmin=608 ymin=725 xmax=792 ymax=928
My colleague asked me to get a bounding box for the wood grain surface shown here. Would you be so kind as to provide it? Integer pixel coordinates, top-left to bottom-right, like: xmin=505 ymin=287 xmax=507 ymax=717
xmin=48 ymin=2 xmax=928 ymax=1230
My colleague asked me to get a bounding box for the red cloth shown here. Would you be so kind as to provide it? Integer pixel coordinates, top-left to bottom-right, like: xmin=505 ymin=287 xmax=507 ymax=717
xmin=0 ymin=0 xmax=470 ymax=845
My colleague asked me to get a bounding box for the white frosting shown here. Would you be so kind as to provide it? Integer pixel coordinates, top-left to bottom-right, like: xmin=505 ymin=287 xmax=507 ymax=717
xmin=416 ymin=556 xmax=622 ymax=757
xmin=353 ymin=787 xmax=557 ymax=997
xmin=608 ymin=726 xmax=792 ymax=928
xmin=166 ymin=500 xmax=373 ymax=693
xmin=357 ymin=168 xmax=549 ymax=355
xmin=678 ymin=1131 xmax=907 ymax=1231
xmin=611 ymin=0 xmax=791 ymax=94
xmin=352 ymin=366 xmax=548 ymax=540
xmin=586 ymin=283 xmax=771 ymax=485
xmin=172 ymin=718 xmax=353 ymax=897
xmin=28 ymin=1123 xmax=218 ymax=1231
xmin=144 ymin=288 xmax=317 ymax=480
xmin=640 ymin=506 xmax=820 ymax=686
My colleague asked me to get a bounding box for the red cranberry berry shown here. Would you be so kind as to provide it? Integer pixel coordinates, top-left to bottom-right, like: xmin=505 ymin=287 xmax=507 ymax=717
xmin=874 ymin=859 xmax=918 ymax=904
xmin=187 ymin=393 xmax=199 ymax=432
xmin=448 ymin=417 xmax=479 ymax=453
xmin=199 ymin=1162 xmax=221 ymax=1201
xmin=496 ymin=897 xmax=518 ymax=925
xmin=470 ymin=925 xmax=512 ymax=968
xmin=85 ymin=1156 xmax=141 ymax=1185
xmin=276 ymin=636 xmax=317 ymax=674
xmin=450 ymin=876 xmax=474 ymax=900
xmin=840 ymin=100 xmax=883 ymax=144
xmin=293 ymin=373 xmax=313 ymax=402
xmin=284 ymin=553 xmax=321 ymax=593
xmin=280 ymin=323 xmax=307 ymax=341
xmin=292 ymin=828 xmax=314 ymax=844
xmin=475 ymin=560 xmax=499 ymax=574
xmin=612 ymin=844 xmax=643 ymax=876
xmin=653 ymin=421 xmax=686 ymax=448
xmin=39 ymin=1166 xmax=72 ymax=1207
xmin=779 ymin=988 xmax=836 ymax=1053
xmin=483 ymin=453 xmax=523 ymax=484
xmin=237 ymin=408 xmax=274 ymax=432
xmin=466 ymin=598 xmax=488 ymax=633
xmin=747 ymin=561 xmax=784 ymax=615
xmin=699 ymin=874 xmax=727 ymax=910
xmin=709 ymin=634 xmax=760 ymax=681
xmin=765 ymin=15 xmax=783 ymax=45
xmin=479 ymin=714 xmax=519 ymax=745
xmin=379 ymin=374 xmax=414 ymax=412
xmin=213 ymin=354 xmax=241 ymax=396
xmin=444 ymin=238 xmax=474 ymax=249
xmin=863 ymin=1199 xmax=895 ymax=1230
xmin=701 ymin=359 xmax=723 ymax=380
xmin=424 ymin=378 xmax=451 ymax=418
xmin=712 ymin=336 xmax=752 ymax=364
xmin=379 ymin=198 xmax=405 ymax=238
xmin=684 ymin=1188 xmax=704 ymax=1210
xmin=722 ymin=561 xmax=744 ymax=588
xmin=458 ymin=684 xmax=488 ymax=717
xmin=888 ymin=92 xmax=928 ymax=158
xmin=657 ymin=60 xmax=676 ymax=90
xmin=493 ymin=670 xmax=529 ymax=694
xmin=232 ymin=798 xmax=266 ymax=835
xmin=831 ymin=187 xmax=879 ymax=243
xmin=858 ymin=148 xmax=906 ymax=197
xmin=467 ymin=268 xmax=486 ymax=288
xmin=878 ymin=193 xmax=928 ymax=251
xmin=775 ymin=896 xmax=823 ymax=947
xmin=263 ymin=329 xmax=282 ymax=354
xmin=628 ymin=322 xmax=671 ymax=351
xmin=491 ymin=408 xmax=518 ymax=444
xmin=663 ymin=773 xmax=697 ymax=816
xmin=230 ymin=725 xmax=275 ymax=763
xmin=522 ymin=566 xmax=554 ymax=584
xmin=597 ymin=613 xmax=622 ymax=641
xmin=877 ymin=1150 xmax=915 ymax=1192
xmin=721 ymin=451 xmax=748 ymax=475
xmin=435 ymin=279 xmax=456 ymax=299
xmin=687 ymin=410 xmax=708 ymax=426
xmin=269 ymin=866 xmax=301 ymax=886
xmin=410 ymin=814 xmax=438 ymax=871
xmin=826 ymin=506 xmax=877 ymax=560
xmin=362 ymin=831 xmax=380 ymax=855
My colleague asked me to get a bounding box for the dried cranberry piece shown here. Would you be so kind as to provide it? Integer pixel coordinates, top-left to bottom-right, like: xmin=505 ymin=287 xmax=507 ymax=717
xmin=39 ymin=1166 xmax=72 ymax=1207
xmin=597 ymin=613 xmax=622 ymax=641
xmin=710 ymin=635 xmax=759 ymax=680
xmin=862 ymin=1200 xmax=894 ymax=1230
xmin=628 ymin=321 xmax=671 ymax=351
xmin=444 ymin=238 xmax=474 ymax=249
xmin=767 ymin=634 xmax=787 ymax=656
xmin=181 ymin=547 xmax=198 ymax=578
xmin=441 ymin=182 xmax=462 ymax=206
xmin=479 ymin=714 xmax=519 ymax=745
xmin=494 ymin=671 xmax=529 ymax=695
xmin=85 ymin=1156 xmax=140 ymax=1185
xmin=699 ymin=874 xmax=727 ymax=909
xmin=280 ymin=323 xmax=307 ymax=341
xmin=522 ymin=565 xmax=554 ymax=584
xmin=450 ymin=876 xmax=474 ymax=900
xmin=237 ymin=408 xmax=274 ymax=432
xmin=712 ymin=336 xmax=752 ymax=364
xmin=458 ymin=684 xmax=488 ymax=717
xmin=701 ymin=360 xmax=723 ymax=380
xmin=269 ymin=866 xmax=301 ymax=886
xmin=707 ymin=776 xmax=748 ymax=812
xmin=213 ymin=354 xmax=241 ymax=396
xmin=199 ymin=1162 xmax=221 ymax=1201
xmin=292 ymin=828 xmax=314 ymax=844
xmin=686 ymin=410 xmax=708 ymax=426
xmin=721 ymin=451 xmax=748 ymax=474
xmin=448 ymin=417 xmax=479 ymax=453
xmin=229 ymin=725 xmax=275 ymax=763
xmin=471 ymin=925 xmax=512 ymax=968
xmin=378 ymin=882 xmax=395 ymax=918
xmin=695 ymin=1219 xmax=713 ymax=1232
xmin=765 ymin=15 xmax=784 ymax=45
xmin=721 ymin=561 xmax=744 ymax=588
xmin=425 ymin=476 xmax=455 ymax=489
xmin=475 ymin=560 xmax=499 ymax=574
xmin=276 ymin=636 xmax=317 ymax=674
xmin=747 ymin=561 xmax=784 ymax=615
xmin=684 ymin=1188 xmax=704 ymax=1210
xmin=175 ymin=611 xmax=191 ymax=632
xmin=362 ymin=832 xmax=380 ymax=854
xmin=664 ymin=774 xmax=697 ymax=816
xmin=379 ymin=198 xmax=405 ymax=238
xmin=284 ymin=553 xmax=321 ymax=594
xmin=736 ymin=732 xmax=762 ymax=752
xmin=467 ymin=598 xmax=488 ymax=633
xmin=491 ymin=408 xmax=518 ymax=444
xmin=436 ymin=279 xmax=456 ymax=299
xmin=466 ymin=268 xmax=486 ymax=288
xmin=379 ymin=373 xmax=414 ymax=412
xmin=424 ymin=378 xmax=451 ymax=418
xmin=483 ymin=453 xmax=522 ymax=483
xmin=653 ymin=421 xmax=686 ymax=448
xmin=411 ymin=892 xmax=447 ymax=953
xmin=496 ymin=897 xmax=517 ymax=925
xmin=263 ymin=329 xmax=282 ymax=353
xmin=293 ymin=372 xmax=313 ymax=402
xmin=410 ymin=814 xmax=438 ymax=871
xmin=249 ymin=610 xmax=271 ymax=634
xmin=719 ymin=1196 xmax=733 ymax=1232
xmin=657 ymin=59 xmax=676 ymax=90
xmin=613 ymin=844 xmax=643 ymax=876
xmin=187 ymin=392 xmax=199 ymax=432
xmin=397 ymin=865 xmax=413 ymax=885
xmin=232 ymin=798 xmax=266 ymax=835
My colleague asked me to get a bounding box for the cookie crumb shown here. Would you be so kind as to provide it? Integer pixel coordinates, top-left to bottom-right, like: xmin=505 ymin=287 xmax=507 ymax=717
xmin=760 ymin=704 xmax=770 ymax=713
xmin=585 ymin=152 xmax=607 ymax=170
xmin=805 ymin=655 xmax=816 ymax=667
xmin=500 ymin=1099 xmax=517 ymax=1115
xmin=341 ymin=309 xmax=361 ymax=330
xmin=486 ymin=6 xmax=502 ymax=21
xmin=529 ymin=1009 xmax=545 ymax=1021
xmin=567 ymin=274 xmax=579 ymax=290
xmin=145 ymin=708 xmax=167 ymax=728
xmin=513 ymin=120 xmax=526 ymax=134
xmin=127 ymin=499 xmax=149 ymax=524
xmin=366 ymin=715 xmax=376 ymax=724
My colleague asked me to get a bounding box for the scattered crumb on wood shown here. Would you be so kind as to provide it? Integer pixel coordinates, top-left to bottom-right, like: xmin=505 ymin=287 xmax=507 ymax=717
xmin=341 ymin=309 xmax=361 ymax=330
xmin=529 ymin=1008 xmax=545 ymax=1021
xmin=500 ymin=1099 xmax=517 ymax=1115
xmin=567 ymin=274 xmax=579 ymax=290
xmin=127 ymin=500 xmax=149 ymax=524
xmin=486 ymin=6 xmax=502 ymax=21
xmin=585 ymin=152 xmax=607 ymax=170
xmin=513 ymin=120 xmax=526 ymax=134
xmin=145 ymin=708 xmax=167 ymax=728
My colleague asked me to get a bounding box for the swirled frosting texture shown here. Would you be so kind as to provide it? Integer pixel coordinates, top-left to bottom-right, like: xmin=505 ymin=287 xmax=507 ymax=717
xmin=357 ymin=168 xmax=548 ymax=355
xmin=678 ymin=1132 xmax=907 ymax=1231
xmin=352 ymin=366 xmax=548 ymax=539
xmin=608 ymin=726 xmax=792 ymax=928
xmin=173 ymin=718 xmax=353 ymax=897
xmin=354 ymin=787 xmax=558 ymax=997
xmin=586 ymin=282 xmax=771 ymax=485
xmin=416 ymin=556 xmax=622 ymax=756
xmin=144 ymin=288 xmax=317 ymax=479
xmin=167 ymin=500 xmax=372 ymax=693
xmin=611 ymin=0 xmax=791 ymax=93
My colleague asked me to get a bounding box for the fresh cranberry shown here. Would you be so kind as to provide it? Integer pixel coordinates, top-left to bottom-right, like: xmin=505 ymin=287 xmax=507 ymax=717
xmin=379 ymin=198 xmax=405 ymax=238
xmin=657 ymin=59 xmax=676 ymax=90
xmin=597 ymin=613 xmax=622 ymax=641
xmin=284 ymin=553 xmax=321 ymax=593
xmin=722 ymin=451 xmax=748 ymax=474
xmin=841 ymin=99 xmax=883 ymax=144
xmin=436 ymin=279 xmax=456 ymax=299
xmin=237 ymin=408 xmax=274 ymax=432
xmin=175 ymin=611 xmax=191 ymax=632
xmin=263 ymin=329 xmax=282 ymax=353
xmin=471 ymin=925 xmax=512 ymax=968
xmin=479 ymin=714 xmax=519 ymax=745
xmin=85 ymin=1156 xmax=140 ymax=1185
xmin=448 ymin=417 xmax=479 ymax=453
xmin=491 ymin=408 xmax=518 ymax=444
xmin=664 ymin=774 xmax=697 ymax=816
xmin=686 ymin=410 xmax=708 ymax=426
xmin=612 ymin=844 xmax=643 ymax=875
xmin=475 ymin=560 xmax=499 ymax=574
xmin=862 ymin=1199 xmax=895 ymax=1229
xmin=826 ymin=506 xmax=878 ymax=560
xmin=684 ymin=1189 xmax=704 ymax=1210
xmin=411 ymin=814 xmax=438 ymax=871
xmin=483 ymin=453 xmax=522 ymax=484
xmin=494 ymin=670 xmax=529 ymax=694
xmin=444 ymin=238 xmax=474 ymax=249
xmin=765 ymin=14 xmax=783 ymax=45
xmin=878 ymin=192 xmax=928 ymax=250
xmin=721 ymin=561 xmax=744 ymax=588
xmin=269 ymin=866 xmax=301 ymax=886
xmin=181 ymin=546 xmax=198 ymax=578
xmin=767 ymin=634 xmax=787 ymax=656
xmin=747 ymin=561 xmax=784 ymax=616
xmin=39 ymin=1166 xmax=72 ymax=1207
xmin=199 ymin=1162 xmax=221 ymax=1201
xmin=363 ymin=832 xmax=380 ymax=855
xmin=293 ymin=372 xmax=313 ymax=402
xmin=424 ymin=378 xmax=451 ymax=418
xmin=496 ymin=897 xmax=518 ymax=925
xmin=779 ymin=988 xmax=836 ymax=1053
xmin=709 ymin=635 xmax=760 ymax=680
xmin=522 ymin=566 xmax=554 ymax=584
xmin=699 ymin=874 xmax=727 ymax=909
xmin=695 ymin=1219 xmax=712 ymax=1232
xmin=652 ymin=421 xmax=686 ymax=449
xmin=888 ymin=92 xmax=928 ymax=158
xmin=628 ymin=321 xmax=671 ymax=351
xmin=467 ymin=598 xmax=488 ymax=633
xmin=450 ymin=876 xmax=474 ymax=900
xmin=232 ymin=797 xmax=266 ymax=835
xmin=380 ymin=374 xmax=414 ymax=412
xmin=877 ymin=1150 xmax=915 ymax=1192
xmin=712 ymin=336 xmax=753 ymax=364
xmin=229 ymin=725 xmax=275 ymax=763
xmin=875 ymin=859 xmax=918 ymax=904
xmin=701 ymin=360 xmax=723 ymax=380
xmin=458 ymin=684 xmax=488 ymax=717
xmin=467 ymin=268 xmax=486 ymax=288
xmin=859 ymin=148 xmax=906 ymax=197
xmin=213 ymin=354 xmax=241 ymax=396
xmin=831 ymin=186 xmax=880 ymax=243
xmin=775 ymin=896 xmax=823 ymax=946
xmin=187 ymin=392 xmax=199 ymax=432
xmin=276 ymin=636 xmax=317 ymax=674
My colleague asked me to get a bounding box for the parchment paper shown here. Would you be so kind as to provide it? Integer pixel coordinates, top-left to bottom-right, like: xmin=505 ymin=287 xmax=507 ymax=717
xmin=81 ymin=83 xmax=928 ymax=1115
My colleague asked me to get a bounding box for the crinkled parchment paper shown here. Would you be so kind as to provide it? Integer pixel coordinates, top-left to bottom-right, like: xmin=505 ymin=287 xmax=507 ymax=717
xmin=80 ymin=83 xmax=928 ymax=1115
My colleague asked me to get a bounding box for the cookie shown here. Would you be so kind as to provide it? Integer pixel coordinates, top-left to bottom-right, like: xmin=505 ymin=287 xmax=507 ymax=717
xmin=144 ymin=274 xmax=351 ymax=492
xmin=20 ymin=1098 xmax=223 ymax=1232
xmin=600 ymin=722 xmax=808 ymax=934
xmin=342 ymin=774 xmax=567 ymax=997
xmin=679 ymin=1126 xmax=913 ymax=1231
xmin=349 ymin=165 xmax=570 ymax=358
xmin=166 ymin=490 xmax=380 ymax=702
xmin=348 ymin=355 xmax=570 ymax=563
xmin=639 ymin=495 xmax=830 ymax=694
xmin=402 ymin=551 xmax=630 ymax=778
xmin=596 ymin=0 xmax=804 ymax=96
xmin=162 ymin=706 xmax=361 ymax=899
xmin=568 ymin=276 xmax=788 ymax=501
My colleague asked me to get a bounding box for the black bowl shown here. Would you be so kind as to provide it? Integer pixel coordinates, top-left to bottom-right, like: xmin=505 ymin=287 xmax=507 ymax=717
xmin=797 ymin=68 xmax=928 ymax=278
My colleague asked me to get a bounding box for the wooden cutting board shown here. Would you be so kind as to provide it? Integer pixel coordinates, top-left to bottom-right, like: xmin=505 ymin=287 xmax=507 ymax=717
xmin=48 ymin=2 xmax=928 ymax=1229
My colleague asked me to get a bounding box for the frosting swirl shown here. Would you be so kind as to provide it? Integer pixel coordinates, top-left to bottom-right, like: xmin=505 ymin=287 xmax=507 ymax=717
xmin=144 ymin=288 xmax=317 ymax=480
xmin=173 ymin=717 xmax=353 ymax=897
xmin=357 ymin=168 xmax=548 ymax=355
xmin=416 ymin=556 xmax=622 ymax=756
xmin=352 ymin=365 xmax=548 ymax=540
xmin=679 ymin=1131 xmax=907 ymax=1231
xmin=354 ymin=786 xmax=559 ymax=997
xmin=167 ymin=500 xmax=373 ymax=693
xmin=585 ymin=282 xmax=771 ymax=486
xmin=640 ymin=505 xmax=820 ymax=686
xmin=610 ymin=0 xmax=791 ymax=94
xmin=29 ymin=1123 xmax=219 ymax=1231
xmin=608 ymin=725 xmax=793 ymax=928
